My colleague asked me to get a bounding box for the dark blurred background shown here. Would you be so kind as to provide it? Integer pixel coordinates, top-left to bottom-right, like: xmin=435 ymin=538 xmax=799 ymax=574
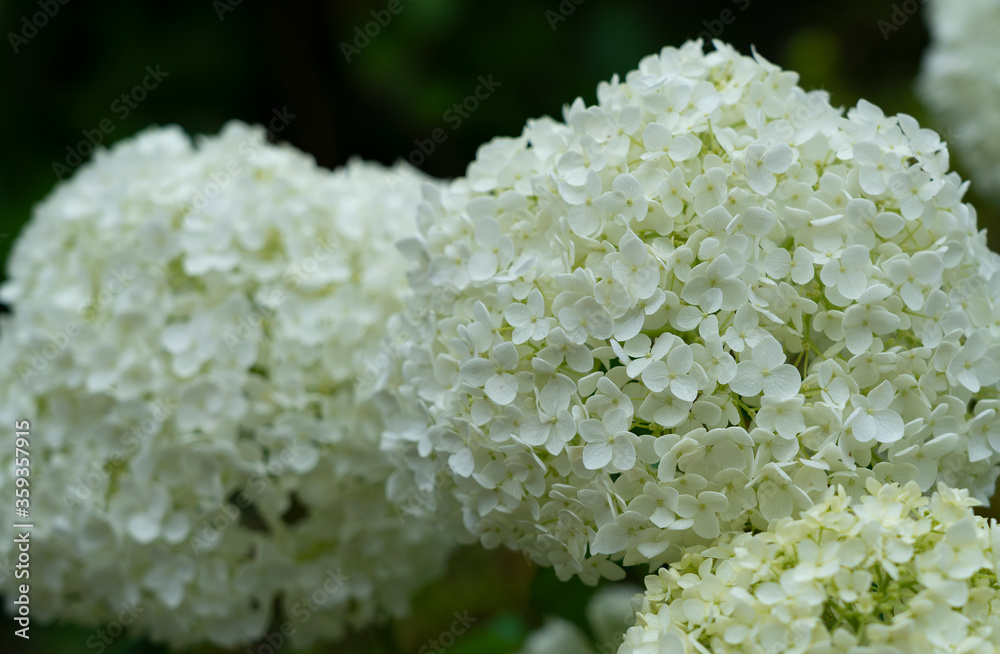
xmin=2 ymin=0 xmax=998 ymax=652
xmin=3 ymin=0 xmax=998 ymax=284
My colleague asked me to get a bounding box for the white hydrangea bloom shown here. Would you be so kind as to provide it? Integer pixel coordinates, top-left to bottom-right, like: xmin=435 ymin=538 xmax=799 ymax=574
xmin=0 ymin=123 xmax=452 ymax=647
xmin=394 ymin=39 xmax=1000 ymax=584
xmin=619 ymin=480 xmax=1000 ymax=654
xmin=919 ymin=0 xmax=1000 ymax=204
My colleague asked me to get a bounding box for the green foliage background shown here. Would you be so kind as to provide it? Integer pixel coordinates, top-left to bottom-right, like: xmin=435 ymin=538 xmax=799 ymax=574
xmin=1 ymin=0 xmax=998 ymax=652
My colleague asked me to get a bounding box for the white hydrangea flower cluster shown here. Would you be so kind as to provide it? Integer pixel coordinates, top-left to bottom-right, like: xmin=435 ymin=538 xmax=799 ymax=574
xmin=620 ymin=480 xmax=1000 ymax=654
xmin=395 ymin=39 xmax=1000 ymax=584
xmin=919 ymin=0 xmax=1000 ymax=204
xmin=0 ymin=123 xmax=452 ymax=647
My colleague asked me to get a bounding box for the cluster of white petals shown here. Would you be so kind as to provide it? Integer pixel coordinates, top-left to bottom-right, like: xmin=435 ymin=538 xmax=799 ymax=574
xmin=919 ymin=0 xmax=1000 ymax=204
xmin=0 ymin=123 xmax=452 ymax=647
xmin=395 ymin=39 xmax=1000 ymax=584
xmin=620 ymin=480 xmax=1000 ymax=654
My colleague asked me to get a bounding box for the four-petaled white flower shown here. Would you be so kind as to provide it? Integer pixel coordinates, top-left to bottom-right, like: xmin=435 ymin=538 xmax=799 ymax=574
xmin=675 ymin=491 xmax=729 ymax=539
xmin=841 ymin=284 xmax=901 ymax=355
xmin=743 ymin=141 xmax=794 ymax=195
xmin=505 ymin=289 xmax=552 ymax=344
xmin=559 ymin=297 xmax=615 ymax=344
xmin=461 ymin=341 xmax=521 ymax=405
xmin=641 ymin=342 xmax=699 ymax=401
xmin=580 ymin=407 xmax=638 ymax=471
xmin=731 ymin=338 xmax=801 ymax=399
xmin=845 ymin=380 xmax=904 ymax=444
xmin=521 ymin=376 xmax=578 ymax=455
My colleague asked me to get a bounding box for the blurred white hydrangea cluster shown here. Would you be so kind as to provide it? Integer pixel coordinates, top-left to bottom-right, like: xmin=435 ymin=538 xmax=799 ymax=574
xmin=394 ymin=39 xmax=1000 ymax=584
xmin=620 ymin=480 xmax=1000 ymax=654
xmin=919 ymin=0 xmax=1000 ymax=204
xmin=0 ymin=123 xmax=452 ymax=647
xmin=517 ymin=584 xmax=638 ymax=654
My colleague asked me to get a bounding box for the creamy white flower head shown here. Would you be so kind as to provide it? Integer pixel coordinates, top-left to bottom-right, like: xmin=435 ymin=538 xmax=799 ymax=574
xmin=919 ymin=0 xmax=1000 ymax=205
xmin=395 ymin=39 xmax=1000 ymax=584
xmin=619 ymin=480 xmax=1000 ymax=654
xmin=0 ymin=123 xmax=452 ymax=647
